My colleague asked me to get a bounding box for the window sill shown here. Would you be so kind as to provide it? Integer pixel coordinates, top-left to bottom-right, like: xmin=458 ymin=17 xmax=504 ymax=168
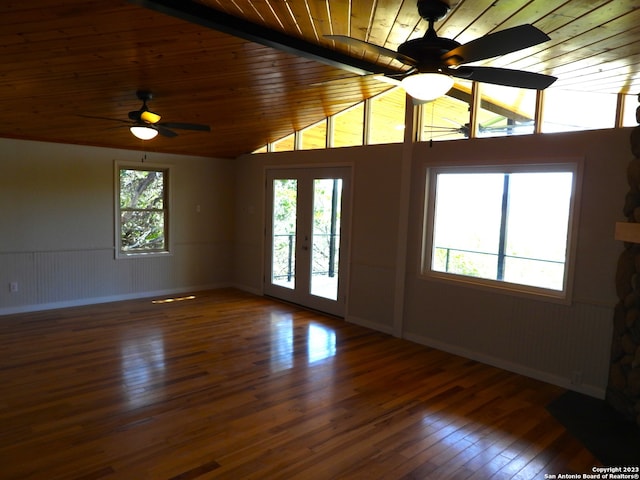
xmin=115 ymin=250 xmax=172 ymax=260
xmin=419 ymin=270 xmax=572 ymax=305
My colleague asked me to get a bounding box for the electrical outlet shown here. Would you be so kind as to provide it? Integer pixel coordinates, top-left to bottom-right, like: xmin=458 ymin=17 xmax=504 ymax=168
xmin=10 ymin=281 xmax=18 ymax=293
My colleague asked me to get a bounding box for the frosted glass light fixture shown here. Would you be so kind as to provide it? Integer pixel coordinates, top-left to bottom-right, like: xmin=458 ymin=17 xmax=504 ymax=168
xmin=130 ymin=125 xmax=158 ymax=140
xmin=401 ymin=73 xmax=454 ymax=102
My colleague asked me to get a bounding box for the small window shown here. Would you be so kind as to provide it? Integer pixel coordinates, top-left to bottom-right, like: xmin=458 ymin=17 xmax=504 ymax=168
xmin=423 ymin=163 xmax=579 ymax=299
xmin=116 ymin=165 xmax=169 ymax=257
xmin=622 ymin=94 xmax=639 ymax=127
xmin=368 ymin=87 xmax=406 ymax=145
xmin=332 ymin=103 xmax=364 ymax=148
xmin=272 ymin=133 xmax=295 ymax=152
xmin=476 ymin=83 xmax=536 ymax=138
xmin=252 ymin=145 xmax=268 ymax=154
xmin=542 ymin=89 xmax=616 ymax=133
xmin=300 ymin=119 xmax=327 ymax=150
xmin=420 ymin=80 xmax=472 ymax=142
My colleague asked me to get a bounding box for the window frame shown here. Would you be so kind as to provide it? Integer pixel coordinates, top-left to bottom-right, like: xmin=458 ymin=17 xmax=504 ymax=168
xmin=115 ymin=162 xmax=172 ymax=259
xmin=421 ymin=159 xmax=582 ymax=303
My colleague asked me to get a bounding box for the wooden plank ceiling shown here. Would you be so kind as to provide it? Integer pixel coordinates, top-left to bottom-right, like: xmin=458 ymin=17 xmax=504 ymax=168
xmin=0 ymin=0 xmax=638 ymax=158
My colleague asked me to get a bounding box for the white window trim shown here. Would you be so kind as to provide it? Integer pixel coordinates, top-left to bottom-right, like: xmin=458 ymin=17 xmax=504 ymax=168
xmin=420 ymin=158 xmax=583 ymax=304
xmin=114 ymin=161 xmax=172 ymax=259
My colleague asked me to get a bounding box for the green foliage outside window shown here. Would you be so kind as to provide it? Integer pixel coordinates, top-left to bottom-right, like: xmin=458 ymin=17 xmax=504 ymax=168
xmin=119 ymin=168 xmax=168 ymax=253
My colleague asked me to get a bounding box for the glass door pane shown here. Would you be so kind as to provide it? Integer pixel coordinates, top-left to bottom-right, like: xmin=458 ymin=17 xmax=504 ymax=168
xmin=264 ymin=167 xmax=350 ymax=317
xmin=310 ymin=179 xmax=342 ymax=300
xmin=271 ymin=179 xmax=297 ymax=290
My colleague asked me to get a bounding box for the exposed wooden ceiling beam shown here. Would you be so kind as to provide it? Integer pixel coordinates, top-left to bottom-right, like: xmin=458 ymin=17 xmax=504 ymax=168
xmin=127 ymin=0 xmax=399 ymax=77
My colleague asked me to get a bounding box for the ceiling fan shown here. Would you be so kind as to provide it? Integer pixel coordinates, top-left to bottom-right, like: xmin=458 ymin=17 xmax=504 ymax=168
xmin=85 ymin=91 xmax=211 ymax=140
xmin=424 ymin=116 xmax=535 ymax=139
xmin=325 ymin=0 xmax=557 ymax=101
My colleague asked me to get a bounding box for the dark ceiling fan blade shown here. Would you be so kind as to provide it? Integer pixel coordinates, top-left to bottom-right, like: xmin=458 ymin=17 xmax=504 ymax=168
xmin=160 ymin=122 xmax=211 ymax=132
xmin=325 ymin=35 xmax=417 ymax=66
xmin=442 ymin=24 xmax=550 ymax=66
xmin=154 ymin=124 xmax=178 ymax=137
xmin=449 ymin=66 xmax=557 ymax=89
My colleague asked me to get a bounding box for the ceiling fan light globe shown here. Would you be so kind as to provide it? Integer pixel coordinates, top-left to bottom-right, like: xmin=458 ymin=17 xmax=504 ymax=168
xmin=130 ymin=125 xmax=158 ymax=140
xmin=401 ymin=73 xmax=454 ymax=101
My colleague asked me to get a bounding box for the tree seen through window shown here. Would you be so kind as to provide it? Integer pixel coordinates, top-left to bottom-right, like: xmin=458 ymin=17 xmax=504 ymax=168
xmin=118 ymin=167 xmax=168 ymax=254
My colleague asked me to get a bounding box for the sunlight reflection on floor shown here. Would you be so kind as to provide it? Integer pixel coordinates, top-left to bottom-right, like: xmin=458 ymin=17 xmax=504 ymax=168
xmin=121 ymin=333 xmax=166 ymax=408
xmin=269 ymin=314 xmax=337 ymax=373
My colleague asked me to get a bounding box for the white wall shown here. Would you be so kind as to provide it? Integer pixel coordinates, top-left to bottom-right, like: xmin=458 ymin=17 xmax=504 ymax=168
xmin=233 ymin=144 xmax=404 ymax=330
xmin=1 ymin=127 xmax=630 ymax=398
xmin=0 ymin=138 xmax=234 ymax=314
xmin=403 ymin=129 xmax=630 ymax=398
xmin=234 ymin=128 xmax=632 ymax=398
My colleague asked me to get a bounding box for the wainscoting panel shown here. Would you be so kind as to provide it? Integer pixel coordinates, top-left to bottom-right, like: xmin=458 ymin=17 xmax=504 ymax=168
xmin=403 ymin=279 xmax=613 ymax=398
xmin=0 ymin=242 xmax=232 ymax=315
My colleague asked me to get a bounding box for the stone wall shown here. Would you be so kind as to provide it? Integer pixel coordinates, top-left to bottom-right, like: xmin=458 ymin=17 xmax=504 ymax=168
xmin=608 ymin=94 xmax=640 ymax=427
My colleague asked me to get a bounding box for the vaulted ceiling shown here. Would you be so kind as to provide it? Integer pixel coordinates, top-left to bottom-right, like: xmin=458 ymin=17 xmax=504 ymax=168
xmin=1 ymin=0 xmax=638 ymax=158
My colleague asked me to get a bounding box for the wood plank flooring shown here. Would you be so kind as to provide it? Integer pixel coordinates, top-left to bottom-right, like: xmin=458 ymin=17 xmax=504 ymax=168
xmin=0 ymin=289 xmax=600 ymax=479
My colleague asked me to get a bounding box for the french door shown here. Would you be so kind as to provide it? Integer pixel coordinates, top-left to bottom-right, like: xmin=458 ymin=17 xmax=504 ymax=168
xmin=264 ymin=167 xmax=351 ymax=317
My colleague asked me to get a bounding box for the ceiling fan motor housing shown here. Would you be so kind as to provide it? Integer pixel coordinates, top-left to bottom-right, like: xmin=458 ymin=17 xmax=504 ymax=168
xmin=398 ymin=36 xmax=460 ymax=72
xmin=417 ymin=0 xmax=450 ymax=22
xmin=136 ymin=90 xmax=153 ymax=102
xmin=129 ymin=90 xmax=156 ymax=122
xmin=402 ymin=0 xmax=459 ymax=72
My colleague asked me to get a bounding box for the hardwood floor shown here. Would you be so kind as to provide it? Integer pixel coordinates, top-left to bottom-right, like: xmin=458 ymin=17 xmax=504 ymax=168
xmin=0 ymin=289 xmax=600 ymax=479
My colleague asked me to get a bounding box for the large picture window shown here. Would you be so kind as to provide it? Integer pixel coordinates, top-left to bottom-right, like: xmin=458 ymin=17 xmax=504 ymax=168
xmin=116 ymin=164 xmax=169 ymax=257
xmin=423 ymin=163 xmax=579 ymax=299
